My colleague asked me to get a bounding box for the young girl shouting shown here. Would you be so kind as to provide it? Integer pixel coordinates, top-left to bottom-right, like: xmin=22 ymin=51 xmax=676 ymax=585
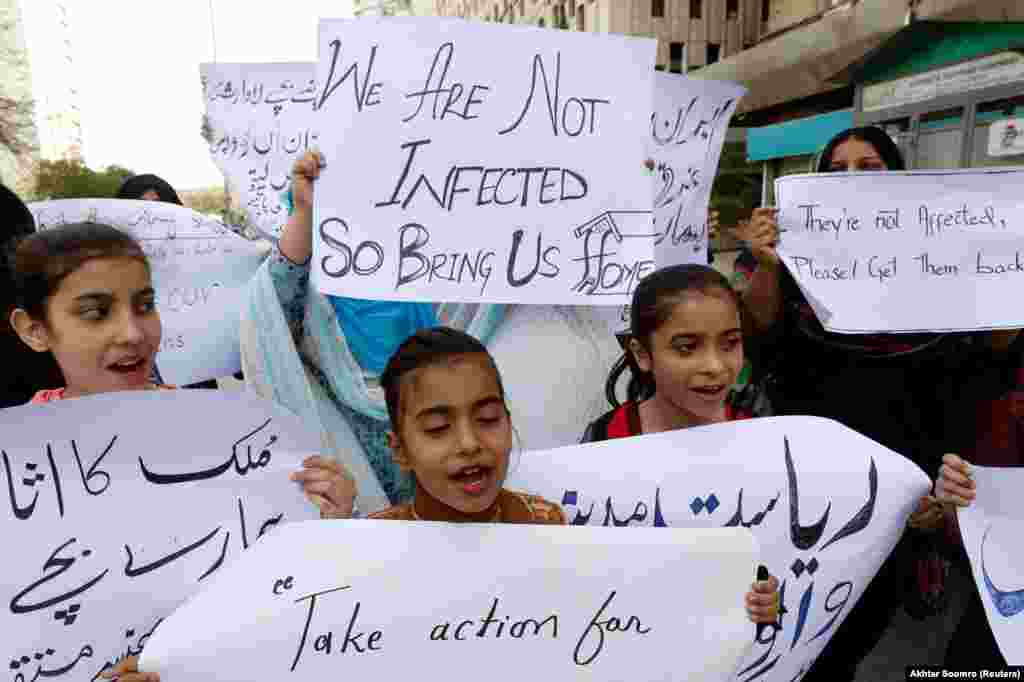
xmin=7 ymin=221 xmax=352 ymax=509
xmin=584 ymin=264 xmax=751 ymax=440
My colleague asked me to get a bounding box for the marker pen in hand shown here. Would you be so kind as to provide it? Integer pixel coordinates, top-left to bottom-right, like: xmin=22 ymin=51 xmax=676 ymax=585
xmin=756 ymin=564 xmax=781 ymax=638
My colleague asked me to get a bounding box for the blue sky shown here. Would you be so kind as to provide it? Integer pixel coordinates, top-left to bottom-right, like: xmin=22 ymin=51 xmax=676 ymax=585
xmin=72 ymin=0 xmax=352 ymax=190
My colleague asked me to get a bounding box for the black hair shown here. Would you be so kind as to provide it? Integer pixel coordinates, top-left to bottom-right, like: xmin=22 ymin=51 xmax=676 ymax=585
xmin=0 ymin=185 xmax=65 ymax=404
xmin=816 ymin=126 xmax=907 ymax=173
xmin=1 ymin=183 xmax=36 ymax=316
xmin=11 ymin=222 xmax=149 ymax=321
xmin=380 ymin=326 xmax=508 ymax=432
xmin=116 ymin=174 xmax=184 ymax=206
xmin=605 ymin=264 xmax=741 ymax=408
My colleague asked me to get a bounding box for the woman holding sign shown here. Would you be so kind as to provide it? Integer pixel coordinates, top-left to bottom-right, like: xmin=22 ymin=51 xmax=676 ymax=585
xmin=734 ymin=126 xmax=1022 ymax=680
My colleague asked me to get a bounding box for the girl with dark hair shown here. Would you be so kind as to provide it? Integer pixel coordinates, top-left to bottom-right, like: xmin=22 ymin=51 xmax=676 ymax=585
xmin=583 ymin=264 xmax=753 ymax=441
xmin=372 ymin=326 xmax=566 ymax=523
xmin=9 ymin=222 xmax=169 ymax=401
xmin=7 ymin=222 xmax=353 ymax=513
xmin=732 ymin=126 xmax=1021 ymax=680
xmin=116 ymin=172 xmax=230 ymax=389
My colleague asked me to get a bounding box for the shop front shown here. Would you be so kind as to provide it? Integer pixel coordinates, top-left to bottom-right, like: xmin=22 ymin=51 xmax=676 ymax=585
xmin=745 ymin=21 xmax=1024 ymax=200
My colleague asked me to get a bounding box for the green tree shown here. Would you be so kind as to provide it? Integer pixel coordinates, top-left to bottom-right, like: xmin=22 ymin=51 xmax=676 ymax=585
xmin=180 ymin=186 xmax=227 ymax=215
xmin=31 ymin=160 xmax=135 ymax=200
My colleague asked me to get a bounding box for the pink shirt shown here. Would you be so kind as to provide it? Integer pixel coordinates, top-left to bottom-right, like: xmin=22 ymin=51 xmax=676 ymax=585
xmin=29 ymin=386 xmax=175 ymax=404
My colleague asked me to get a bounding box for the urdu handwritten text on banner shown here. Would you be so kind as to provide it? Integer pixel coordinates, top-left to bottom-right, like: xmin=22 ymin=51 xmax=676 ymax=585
xmin=201 ymin=62 xmax=318 ymax=241
xmin=508 ymin=415 xmax=931 ymax=682
xmin=1 ymin=391 xmax=319 ymax=682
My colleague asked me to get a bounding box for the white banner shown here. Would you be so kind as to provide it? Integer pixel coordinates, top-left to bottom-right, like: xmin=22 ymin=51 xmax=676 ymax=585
xmin=201 ymin=62 xmax=318 ymax=240
xmin=775 ymin=168 xmax=1024 ymax=333
xmin=957 ymin=466 xmax=1024 ymax=665
xmin=312 ymin=18 xmax=656 ymax=305
xmin=507 ymin=416 xmax=930 ymax=681
xmin=141 ymin=521 xmax=757 ymax=681
xmin=1 ymin=391 xmax=319 ymax=682
xmin=29 ymin=199 xmax=269 ymax=385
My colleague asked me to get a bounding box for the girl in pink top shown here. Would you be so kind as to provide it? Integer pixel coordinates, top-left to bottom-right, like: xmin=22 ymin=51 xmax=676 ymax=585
xmin=8 ymin=222 xmax=353 ymax=514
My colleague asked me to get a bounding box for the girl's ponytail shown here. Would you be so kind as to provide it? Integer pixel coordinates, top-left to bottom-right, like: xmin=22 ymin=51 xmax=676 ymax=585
xmin=605 ymin=339 xmax=656 ymax=408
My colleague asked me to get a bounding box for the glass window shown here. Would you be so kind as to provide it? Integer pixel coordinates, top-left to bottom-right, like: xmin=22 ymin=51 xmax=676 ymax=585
xmin=970 ymin=94 xmax=1024 ymax=168
xmin=915 ymin=107 xmax=964 ymax=170
xmin=670 ymin=42 xmax=685 ymax=73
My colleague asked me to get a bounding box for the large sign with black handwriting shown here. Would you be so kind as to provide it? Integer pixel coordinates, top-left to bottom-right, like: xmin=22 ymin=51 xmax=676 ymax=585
xmin=201 ymin=62 xmax=318 ymax=240
xmin=1 ymin=391 xmax=319 ymax=681
xmin=311 ymin=18 xmax=657 ymax=304
xmin=957 ymin=466 xmax=1024 ymax=665
xmin=29 ymin=199 xmax=269 ymax=385
xmin=507 ymin=416 xmax=930 ymax=682
xmin=140 ymin=522 xmax=757 ymax=681
xmin=775 ymin=168 xmax=1024 ymax=333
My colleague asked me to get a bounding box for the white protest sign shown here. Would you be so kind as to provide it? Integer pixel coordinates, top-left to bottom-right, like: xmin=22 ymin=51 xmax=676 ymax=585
xmin=312 ymin=18 xmax=655 ymax=304
xmin=0 ymin=390 xmax=319 ymax=682
xmin=201 ymin=62 xmax=318 ymax=240
xmin=956 ymin=466 xmax=1024 ymax=665
xmin=596 ymin=73 xmax=744 ymax=332
xmin=774 ymin=168 xmax=1024 ymax=333
xmin=506 ymin=416 xmax=930 ymax=682
xmin=651 ymin=73 xmax=744 ymax=266
xmin=141 ymin=521 xmax=757 ymax=681
xmin=29 ymin=199 xmax=269 ymax=385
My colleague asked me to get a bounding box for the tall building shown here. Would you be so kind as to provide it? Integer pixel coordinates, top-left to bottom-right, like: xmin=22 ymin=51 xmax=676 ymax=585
xmin=432 ymin=1 xmax=1024 ymax=219
xmin=18 ymin=0 xmax=83 ymax=162
xmin=0 ymin=0 xmax=38 ymax=190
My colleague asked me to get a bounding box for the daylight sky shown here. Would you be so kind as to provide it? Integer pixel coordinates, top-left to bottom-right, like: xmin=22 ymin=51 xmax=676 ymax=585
xmin=67 ymin=0 xmax=352 ymax=190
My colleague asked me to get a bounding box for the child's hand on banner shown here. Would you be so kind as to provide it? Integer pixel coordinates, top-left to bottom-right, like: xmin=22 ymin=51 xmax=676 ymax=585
xmin=290 ymin=455 xmax=357 ymax=519
xmin=101 ymin=656 xmax=159 ymax=682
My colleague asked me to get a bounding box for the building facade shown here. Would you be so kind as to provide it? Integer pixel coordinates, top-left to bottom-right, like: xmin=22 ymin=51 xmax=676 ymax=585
xmin=0 ymin=0 xmax=84 ymax=190
xmin=433 ymin=0 xmax=855 ymax=72
xmin=0 ymin=0 xmax=38 ymax=190
xmin=18 ymin=0 xmax=83 ymax=163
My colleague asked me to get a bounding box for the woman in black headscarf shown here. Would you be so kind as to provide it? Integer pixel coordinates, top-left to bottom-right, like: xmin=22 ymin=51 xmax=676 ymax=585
xmin=1 ymin=184 xmax=64 ymax=406
xmin=116 ymin=174 xmax=184 ymax=205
